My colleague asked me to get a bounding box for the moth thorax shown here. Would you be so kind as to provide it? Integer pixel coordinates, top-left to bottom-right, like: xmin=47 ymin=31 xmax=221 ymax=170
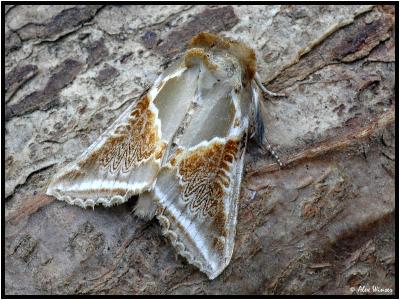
xmin=185 ymin=50 xmax=243 ymax=86
xmin=210 ymin=53 xmax=242 ymax=82
xmin=184 ymin=48 xmax=217 ymax=70
xmin=188 ymin=32 xmax=257 ymax=82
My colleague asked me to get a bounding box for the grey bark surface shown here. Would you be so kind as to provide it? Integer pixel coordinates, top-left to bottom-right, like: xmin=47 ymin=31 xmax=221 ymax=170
xmin=4 ymin=5 xmax=395 ymax=295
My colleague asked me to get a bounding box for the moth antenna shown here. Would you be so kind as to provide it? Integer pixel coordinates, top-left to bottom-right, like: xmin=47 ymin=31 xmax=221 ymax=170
xmin=254 ymin=73 xmax=286 ymax=98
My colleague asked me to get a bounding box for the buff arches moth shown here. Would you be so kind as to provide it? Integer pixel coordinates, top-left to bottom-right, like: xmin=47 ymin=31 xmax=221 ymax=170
xmin=47 ymin=32 xmax=283 ymax=279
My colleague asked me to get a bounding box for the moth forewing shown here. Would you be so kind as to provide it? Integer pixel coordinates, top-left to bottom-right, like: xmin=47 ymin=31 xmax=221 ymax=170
xmin=46 ymin=95 xmax=164 ymax=208
xmin=46 ymin=63 xmax=191 ymax=207
xmin=47 ymin=32 xmax=261 ymax=279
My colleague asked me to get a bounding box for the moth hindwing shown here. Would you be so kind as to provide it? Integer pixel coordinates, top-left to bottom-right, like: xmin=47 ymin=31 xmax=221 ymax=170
xmin=47 ymin=32 xmax=264 ymax=280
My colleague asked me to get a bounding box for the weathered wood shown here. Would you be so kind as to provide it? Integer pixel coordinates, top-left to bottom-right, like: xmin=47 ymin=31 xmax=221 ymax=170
xmin=5 ymin=5 xmax=395 ymax=295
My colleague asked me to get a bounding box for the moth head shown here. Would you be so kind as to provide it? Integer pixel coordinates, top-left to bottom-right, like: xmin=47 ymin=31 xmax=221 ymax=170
xmin=188 ymin=32 xmax=257 ymax=83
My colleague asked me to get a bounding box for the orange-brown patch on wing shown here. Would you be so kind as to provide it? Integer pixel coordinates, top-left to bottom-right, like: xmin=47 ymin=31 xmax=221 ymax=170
xmin=177 ymin=139 xmax=239 ymax=219
xmin=179 ymin=142 xmax=222 ymax=176
xmin=155 ymin=142 xmax=167 ymax=160
xmin=77 ymin=136 xmax=122 ymax=170
xmin=82 ymin=95 xmax=162 ymax=173
xmin=169 ymin=157 xmax=177 ymax=166
xmin=223 ymin=153 xmax=235 ymax=163
xmin=168 ymin=147 xmax=185 ymax=166
xmin=97 ymin=188 xmax=126 ymax=195
xmin=57 ymin=169 xmax=83 ymax=182
xmin=224 ymin=139 xmax=239 ymax=156
xmin=213 ymin=236 xmax=226 ymax=253
xmin=212 ymin=201 xmax=227 ymax=237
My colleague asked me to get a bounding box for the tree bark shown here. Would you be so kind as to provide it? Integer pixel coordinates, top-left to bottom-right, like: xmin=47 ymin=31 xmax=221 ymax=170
xmin=5 ymin=5 xmax=395 ymax=295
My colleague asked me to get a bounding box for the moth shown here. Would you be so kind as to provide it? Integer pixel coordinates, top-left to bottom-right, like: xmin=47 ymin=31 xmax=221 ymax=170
xmin=47 ymin=32 xmax=282 ymax=280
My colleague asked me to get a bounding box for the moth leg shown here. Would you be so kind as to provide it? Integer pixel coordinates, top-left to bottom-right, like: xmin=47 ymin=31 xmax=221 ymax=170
xmin=251 ymin=81 xmax=284 ymax=167
xmin=252 ymin=120 xmax=284 ymax=167
xmin=254 ymin=73 xmax=286 ymax=100
xmin=261 ymin=136 xmax=284 ymax=167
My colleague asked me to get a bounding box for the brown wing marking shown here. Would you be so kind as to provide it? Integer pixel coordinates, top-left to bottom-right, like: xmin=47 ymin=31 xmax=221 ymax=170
xmin=176 ymin=139 xmax=239 ymax=236
xmin=78 ymin=95 xmax=165 ymax=174
xmin=151 ymin=137 xmax=243 ymax=278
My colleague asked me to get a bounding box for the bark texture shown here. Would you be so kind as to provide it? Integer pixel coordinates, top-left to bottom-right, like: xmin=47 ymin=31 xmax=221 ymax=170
xmin=5 ymin=5 xmax=395 ymax=295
